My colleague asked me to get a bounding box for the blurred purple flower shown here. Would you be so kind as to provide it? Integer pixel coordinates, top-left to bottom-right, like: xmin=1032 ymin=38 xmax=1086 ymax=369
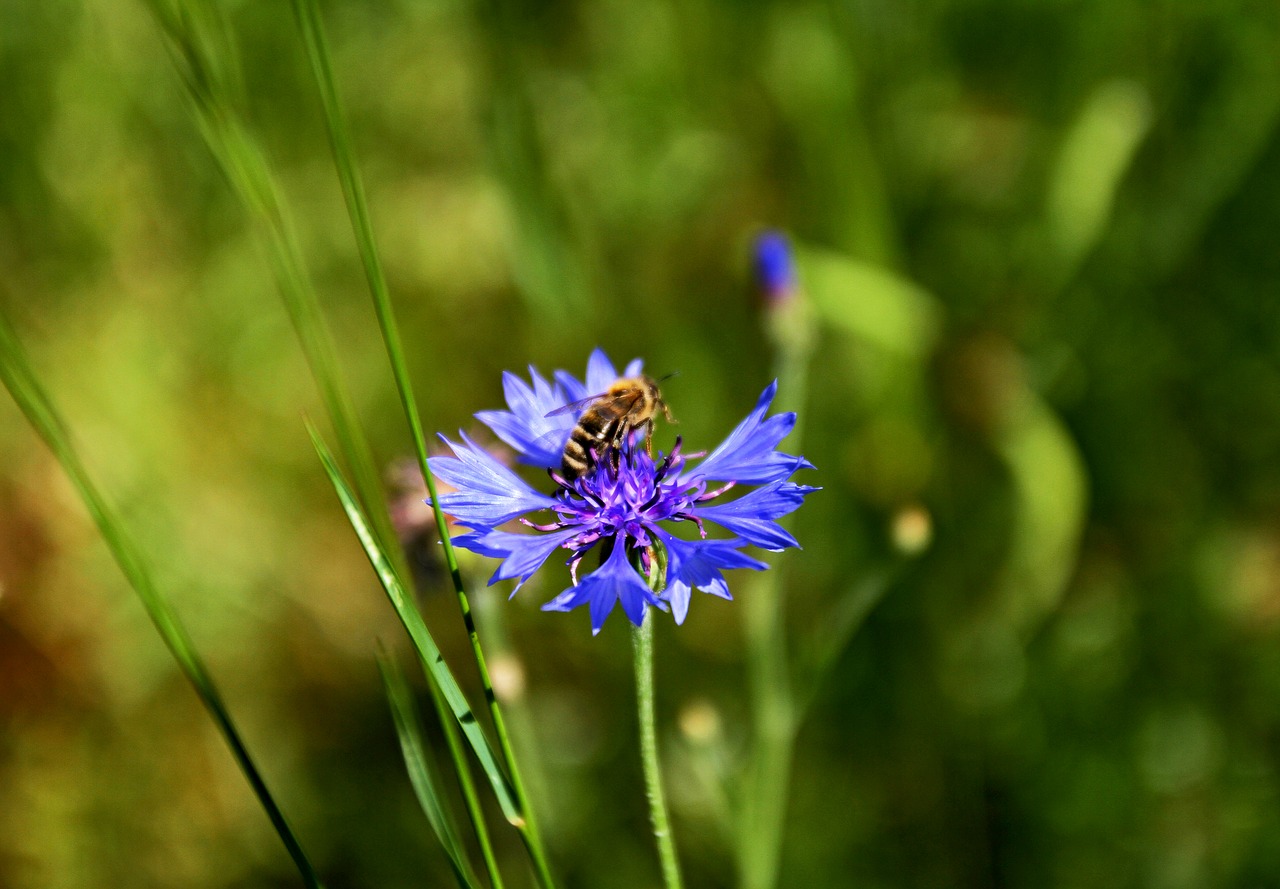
xmin=429 ymin=350 xmax=816 ymax=634
xmin=753 ymin=230 xmax=798 ymax=304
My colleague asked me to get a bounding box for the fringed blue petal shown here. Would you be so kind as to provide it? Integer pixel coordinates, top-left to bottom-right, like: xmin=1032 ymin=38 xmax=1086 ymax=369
xmin=654 ymin=530 xmax=767 ymax=624
xmin=453 ymin=526 xmax=580 ymax=593
xmin=685 ymin=381 xmax=814 ymax=485
xmin=427 ymin=432 xmax=558 ymax=525
xmin=691 ymin=481 xmax=819 ymax=552
xmin=474 ymin=367 xmax=575 ymax=468
xmin=541 ymin=536 xmax=661 ymax=635
xmin=585 ymin=348 xmax=621 ymax=395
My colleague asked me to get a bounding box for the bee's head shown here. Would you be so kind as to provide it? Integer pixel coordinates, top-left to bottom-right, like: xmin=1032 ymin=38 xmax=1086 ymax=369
xmin=640 ymin=374 xmax=661 ymax=402
xmin=646 ymin=373 xmax=677 ymax=424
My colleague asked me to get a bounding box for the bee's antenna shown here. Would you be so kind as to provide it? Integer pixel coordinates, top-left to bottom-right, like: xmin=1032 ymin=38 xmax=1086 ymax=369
xmin=657 ymin=371 xmax=680 ymax=383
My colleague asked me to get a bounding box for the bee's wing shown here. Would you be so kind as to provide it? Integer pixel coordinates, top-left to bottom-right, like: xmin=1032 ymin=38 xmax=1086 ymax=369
xmin=527 ymin=426 xmax=573 ymax=458
xmin=544 ymin=391 xmax=610 ymax=419
xmin=547 ymin=388 xmax=647 ymax=418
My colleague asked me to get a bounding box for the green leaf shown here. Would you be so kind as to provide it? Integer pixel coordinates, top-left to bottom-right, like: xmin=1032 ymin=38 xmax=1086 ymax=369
xmin=1047 ymin=80 xmax=1152 ymax=276
xmin=798 ymin=246 xmax=941 ymax=358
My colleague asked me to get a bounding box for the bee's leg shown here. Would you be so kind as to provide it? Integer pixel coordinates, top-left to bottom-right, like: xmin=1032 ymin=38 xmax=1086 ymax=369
xmin=604 ymin=443 xmax=621 ymax=473
xmin=644 ymin=420 xmax=655 ymax=457
xmin=661 ymin=401 xmax=676 ymax=424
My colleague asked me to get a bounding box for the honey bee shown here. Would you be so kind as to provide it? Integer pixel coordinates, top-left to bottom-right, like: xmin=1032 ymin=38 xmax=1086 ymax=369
xmin=547 ymin=374 xmax=675 ymax=481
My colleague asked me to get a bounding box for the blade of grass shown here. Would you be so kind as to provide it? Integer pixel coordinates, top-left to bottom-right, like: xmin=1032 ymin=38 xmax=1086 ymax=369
xmin=472 ymin=0 xmax=591 ymax=323
xmin=287 ymin=6 xmax=558 ymax=886
xmin=422 ymin=660 xmax=508 ymax=889
xmin=0 ymin=310 xmax=323 ymax=889
xmin=378 ymin=650 xmax=487 ymax=889
xmin=138 ymin=0 xmax=403 ymax=573
xmin=795 ymin=568 xmax=894 ymax=718
xmin=307 ymin=421 xmax=520 ymax=822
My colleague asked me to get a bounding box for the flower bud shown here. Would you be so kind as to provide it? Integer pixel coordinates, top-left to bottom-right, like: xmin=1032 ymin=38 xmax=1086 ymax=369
xmin=753 ymin=230 xmax=799 ymax=305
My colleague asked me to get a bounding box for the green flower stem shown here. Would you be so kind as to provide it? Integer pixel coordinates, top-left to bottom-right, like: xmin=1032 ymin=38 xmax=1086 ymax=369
xmin=635 ymin=548 xmax=684 ymax=889
xmin=286 ymin=4 xmax=557 ymax=886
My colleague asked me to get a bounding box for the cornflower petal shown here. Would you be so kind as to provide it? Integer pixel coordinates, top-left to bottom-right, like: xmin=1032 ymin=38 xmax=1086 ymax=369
xmin=475 ymin=409 xmax=567 ymax=469
xmin=654 ymin=531 xmax=767 ymax=624
xmin=686 ymin=381 xmax=814 ymax=485
xmin=541 ymin=536 xmax=660 ymax=635
xmin=585 ymin=348 xmax=622 ymax=394
xmin=475 ymin=368 xmax=573 ymax=468
xmin=691 ymin=481 xmax=818 ymax=551
xmin=552 ymin=369 xmax=587 ymax=405
xmin=454 ymin=526 xmax=580 ymax=593
xmin=428 ymin=432 xmax=558 ymax=525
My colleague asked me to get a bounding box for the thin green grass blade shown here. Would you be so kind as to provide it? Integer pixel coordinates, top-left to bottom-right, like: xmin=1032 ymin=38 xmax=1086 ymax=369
xmin=287 ymin=7 xmax=557 ymax=885
xmin=138 ymin=0 xmax=403 ymax=573
xmin=472 ymin=0 xmax=591 ymax=322
xmin=0 ymin=311 xmax=324 ymax=889
xmin=307 ymin=421 xmax=520 ymax=821
xmin=425 ymin=662 xmax=509 ymax=889
xmin=378 ymin=651 xmax=484 ymax=889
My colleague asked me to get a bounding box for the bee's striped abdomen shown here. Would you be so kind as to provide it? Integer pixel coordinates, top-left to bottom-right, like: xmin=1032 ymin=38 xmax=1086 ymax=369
xmin=562 ymin=408 xmax=620 ymax=480
xmin=558 ymin=378 xmax=663 ymax=482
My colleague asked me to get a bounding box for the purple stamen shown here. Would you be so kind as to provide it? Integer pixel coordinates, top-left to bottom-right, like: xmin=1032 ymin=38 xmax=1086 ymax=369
xmin=691 ymin=515 xmax=708 ymax=538
xmin=521 ymin=517 xmax=565 ymax=531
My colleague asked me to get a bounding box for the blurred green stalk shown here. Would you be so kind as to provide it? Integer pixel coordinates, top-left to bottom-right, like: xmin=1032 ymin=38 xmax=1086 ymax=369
xmin=379 ymin=649 xmax=497 ymax=889
xmin=140 ymin=0 xmax=400 ymax=562
xmin=286 ymin=3 xmax=558 ymax=885
xmin=472 ymin=0 xmax=591 ymax=325
xmin=0 ymin=311 xmax=324 ymax=889
xmin=738 ymin=291 xmax=816 ymax=889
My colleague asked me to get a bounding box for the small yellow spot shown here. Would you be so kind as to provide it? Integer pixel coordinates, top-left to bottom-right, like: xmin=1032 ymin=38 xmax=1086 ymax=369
xmin=891 ymin=504 xmax=933 ymax=556
xmin=489 ymin=654 xmax=527 ymax=703
xmin=678 ymin=698 xmax=722 ymax=744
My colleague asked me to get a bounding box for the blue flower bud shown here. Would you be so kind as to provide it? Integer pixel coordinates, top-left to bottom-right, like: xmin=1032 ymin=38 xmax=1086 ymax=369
xmin=753 ymin=230 xmax=798 ymax=304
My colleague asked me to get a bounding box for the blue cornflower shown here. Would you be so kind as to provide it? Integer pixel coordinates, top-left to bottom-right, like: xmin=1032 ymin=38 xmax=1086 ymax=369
xmin=429 ymin=350 xmax=816 ymax=634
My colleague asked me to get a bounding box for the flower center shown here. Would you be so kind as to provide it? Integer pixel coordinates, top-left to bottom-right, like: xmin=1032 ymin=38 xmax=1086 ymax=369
xmin=548 ymin=437 xmax=701 ymax=546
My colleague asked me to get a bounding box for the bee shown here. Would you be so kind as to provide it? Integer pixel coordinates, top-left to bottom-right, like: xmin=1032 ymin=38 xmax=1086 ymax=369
xmin=547 ymin=374 xmax=675 ymax=481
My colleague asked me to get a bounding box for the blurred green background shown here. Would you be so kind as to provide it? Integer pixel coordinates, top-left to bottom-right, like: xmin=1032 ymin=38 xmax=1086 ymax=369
xmin=4 ymin=0 xmax=1280 ymax=887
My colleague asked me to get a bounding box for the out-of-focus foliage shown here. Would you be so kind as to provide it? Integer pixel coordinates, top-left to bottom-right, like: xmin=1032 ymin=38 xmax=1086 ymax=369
xmin=2 ymin=0 xmax=1280 ymax=887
